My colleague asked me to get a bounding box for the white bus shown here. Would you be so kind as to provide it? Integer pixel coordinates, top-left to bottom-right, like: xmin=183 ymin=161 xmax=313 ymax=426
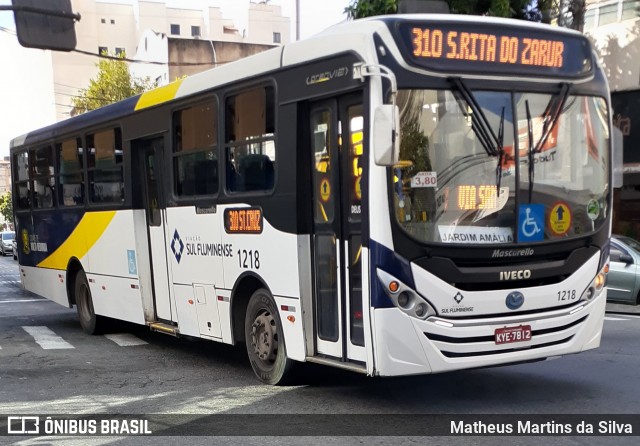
xmin=11 ymin=14 xmax=612 ymax=384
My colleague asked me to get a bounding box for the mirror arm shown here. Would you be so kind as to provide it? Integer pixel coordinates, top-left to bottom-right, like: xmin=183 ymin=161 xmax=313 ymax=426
xmin=353 ymin=63 xmax=398 ymax=159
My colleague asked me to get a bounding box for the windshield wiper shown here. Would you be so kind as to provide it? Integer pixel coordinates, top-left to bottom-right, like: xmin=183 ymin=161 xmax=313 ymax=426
xmin=450 ymin=77 xmax=505 ymax=192
xmin=449 ymin=77 xmax=499 ymax=158
xmin=496 ymin=107 xmax=505 ymax=190
xmin=535 ymin=83 xmax=570 ymax=154
xmin=526 ymin=83 xmax=571 ymax=202
xmin=525 ymin=100 xmax=535 ymax=203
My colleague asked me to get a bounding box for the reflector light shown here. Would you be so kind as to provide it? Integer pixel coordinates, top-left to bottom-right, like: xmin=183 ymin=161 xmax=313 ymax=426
xmin=354 ymin=311 xmax=363 ymax=319
xmin=287 ymin=315 xmax=295 ymax=323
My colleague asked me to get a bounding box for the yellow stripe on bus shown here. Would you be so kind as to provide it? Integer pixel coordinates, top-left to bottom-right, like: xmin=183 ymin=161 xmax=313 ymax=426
xmin=134 ymin=79 xmax=184 ymax=111
xmin=37 ymin=211 xmax=117 ymax=270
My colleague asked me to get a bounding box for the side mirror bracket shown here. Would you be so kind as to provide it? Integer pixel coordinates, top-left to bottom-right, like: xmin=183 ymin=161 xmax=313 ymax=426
xmin=353 ymin=63 xmax=400 ymax=166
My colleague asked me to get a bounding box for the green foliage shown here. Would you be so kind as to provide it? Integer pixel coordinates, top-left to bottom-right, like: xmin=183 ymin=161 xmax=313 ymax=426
xmin=0 ymin=192 xmax=13 ymax=227
xmin=71 ymin=53 xmax=156 ymax=115
xmin=345 ymin=0 xmax=397 ymax=19
xmin=345 ymin=0 xmax=536 ymax=20
xmin=399 ymin=95 xmax=431 ymax=177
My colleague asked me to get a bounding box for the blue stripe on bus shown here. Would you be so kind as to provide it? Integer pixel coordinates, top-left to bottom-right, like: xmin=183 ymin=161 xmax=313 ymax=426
xmin=369 ymin=239 xmax=415 ymax=309
xmin=16 ymin=209 xmax=85 ymax=268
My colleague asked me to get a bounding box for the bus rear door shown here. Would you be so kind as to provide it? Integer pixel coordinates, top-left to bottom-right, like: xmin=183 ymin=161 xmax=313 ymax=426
xmin=133 ymin=136 xmax=175 ymax=322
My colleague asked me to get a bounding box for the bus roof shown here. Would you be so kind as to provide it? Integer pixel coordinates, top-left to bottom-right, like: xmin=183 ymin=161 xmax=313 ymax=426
xmin=10 ymin=14 xmax=590 ymax=150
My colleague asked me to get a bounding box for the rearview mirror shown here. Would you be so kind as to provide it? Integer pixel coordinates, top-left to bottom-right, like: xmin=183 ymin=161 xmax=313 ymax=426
xmin=373 ymin=104 xmax=399 ymax=166
xmin=12 ymin=0 xmax=78 ymax=51
xmin=619 ymin=254 xmax=634 ymax=264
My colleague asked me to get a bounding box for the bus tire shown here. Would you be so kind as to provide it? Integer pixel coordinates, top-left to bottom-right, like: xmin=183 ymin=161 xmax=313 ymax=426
xmin=75 ymin=270 xmax=105 ymax=335
xmin=244 ymin=288 xmax=293 ymax=385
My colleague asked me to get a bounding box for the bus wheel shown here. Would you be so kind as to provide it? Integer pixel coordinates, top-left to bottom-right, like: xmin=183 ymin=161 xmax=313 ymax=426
xmin=75 ymin=270 xmax=105 ymax=335
xmin=244 ymin=288 xmax=293 ymax=385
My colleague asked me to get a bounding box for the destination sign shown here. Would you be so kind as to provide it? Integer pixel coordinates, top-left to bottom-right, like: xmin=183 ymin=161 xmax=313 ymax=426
xmin=396 ymin=22 xmax=592 ymax=77
xmin=224 ymin=207 xmax=263 ymax=234
xmin=458 ymin=185 xmax=498 ymax=211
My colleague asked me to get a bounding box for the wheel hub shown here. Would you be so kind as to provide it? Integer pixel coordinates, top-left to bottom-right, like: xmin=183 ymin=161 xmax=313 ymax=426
xmin=250 ymin=311 xmax=277 ymax=363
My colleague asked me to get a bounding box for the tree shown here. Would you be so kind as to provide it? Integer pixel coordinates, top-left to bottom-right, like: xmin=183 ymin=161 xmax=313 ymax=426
xmin=71 ymin=53 xmax=156 ymax=115
xmin=527 ymin=0 xmax=587 ymax=30
xmin=345 ymin=0 xmax=534 ymax=20
xmin=345 ymin=0 xmax=396 ymax=19
xmin=0 ymin=192 xmax=13 ymax=229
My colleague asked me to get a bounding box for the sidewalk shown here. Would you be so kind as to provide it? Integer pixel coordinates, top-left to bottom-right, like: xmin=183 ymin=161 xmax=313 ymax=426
xmin=606 ymin=302 xmax=640 ymax=315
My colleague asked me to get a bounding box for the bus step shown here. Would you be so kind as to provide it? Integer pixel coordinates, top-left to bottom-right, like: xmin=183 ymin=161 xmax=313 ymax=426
xmin=305 ymin=356 xmax=367 ymax=374
xmin=148 ymin=322 xmax=179 ymax=337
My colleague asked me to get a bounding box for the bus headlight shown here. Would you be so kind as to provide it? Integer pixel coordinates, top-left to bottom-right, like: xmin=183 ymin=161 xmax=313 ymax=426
xmin=580 ymin=265 xmax=608 ymax=302
xmin=376 ymin=269 xmax=435 ymax=320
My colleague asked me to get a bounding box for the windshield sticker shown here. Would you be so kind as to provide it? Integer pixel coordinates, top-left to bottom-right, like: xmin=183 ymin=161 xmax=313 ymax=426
xmin=438 ymin=226 xmax=514 ymax=243
xmin=518 ymin=204 xmax=545 ymax=242
xmin=549 ymin=202 xmax=572 ymax=236
xmin=320 ymin=177 xmax=331 ymax=202
xmin=411 ymin=171 xmax=437 ymax=188
xmin=355 ymin=177 xmax=362 ymax=200
xmin=587 ymin=199 xmax=600 ymax=221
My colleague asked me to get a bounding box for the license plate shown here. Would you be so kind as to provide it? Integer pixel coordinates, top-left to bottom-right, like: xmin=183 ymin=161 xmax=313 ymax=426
xmin=495 ymin=325 xmax=532 ymax=345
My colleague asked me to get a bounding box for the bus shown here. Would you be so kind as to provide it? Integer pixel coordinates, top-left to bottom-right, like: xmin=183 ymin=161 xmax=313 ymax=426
xmin=11 ymin=14 xmax=612 ymax=385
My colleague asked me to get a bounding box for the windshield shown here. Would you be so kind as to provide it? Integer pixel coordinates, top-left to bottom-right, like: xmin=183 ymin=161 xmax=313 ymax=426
xmin=2 ymin=232 xmax=14 ymax=241
xmin=393 ymin=89 xmax=610 ymax=245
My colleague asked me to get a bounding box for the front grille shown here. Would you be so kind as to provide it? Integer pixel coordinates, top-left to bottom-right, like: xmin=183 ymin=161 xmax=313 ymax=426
xmin=424 ymin=316 xmax=587 ymax=344
xmin=439 ymin=337 xmax=573 ymax=358
xmin=413 ymin=246 xmax=599 ymax=292
xmin=454 ymin=276 xmax=567 ymax=291
xmin=423 ymin=315 xmax=588 ymax=359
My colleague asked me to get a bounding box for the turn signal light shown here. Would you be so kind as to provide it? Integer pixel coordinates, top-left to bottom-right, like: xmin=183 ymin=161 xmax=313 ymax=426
xmin=389 ymin=281 xmax=399 ymax=293
xmin=594 ymin=272 xmax=606 ymax=290
xmin=604 ymin=263 xmax=610 ymax=274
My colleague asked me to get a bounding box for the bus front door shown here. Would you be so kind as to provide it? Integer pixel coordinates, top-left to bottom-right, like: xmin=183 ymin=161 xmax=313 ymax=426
xmin=135 ymin=136 xmax=174 ymax=322
xmin=310 ymin=95 xmax=366 ymax=363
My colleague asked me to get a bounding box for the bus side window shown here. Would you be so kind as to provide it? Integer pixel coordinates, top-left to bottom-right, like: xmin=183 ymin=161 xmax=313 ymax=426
xmin=173 ymin=100 xmax=218 ymax=197
xmin=32 ymin=145 xmax=55 ymax=209
xmin=86 ymin=128 xmax=124 ymax=204
xmin=56 ymin=137 xmax=85 ymax=207
xmin=225 ymin=86 xmax=276 ymax=193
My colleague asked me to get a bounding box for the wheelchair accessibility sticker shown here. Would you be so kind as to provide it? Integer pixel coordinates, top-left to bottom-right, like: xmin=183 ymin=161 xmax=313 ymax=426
xmin=518 ymin=204 xmax=544 ymax=242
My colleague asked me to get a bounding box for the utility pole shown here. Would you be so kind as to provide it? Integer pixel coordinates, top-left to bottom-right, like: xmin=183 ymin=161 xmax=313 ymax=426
xmin=296 ymin=0 xmax=300 ymax=40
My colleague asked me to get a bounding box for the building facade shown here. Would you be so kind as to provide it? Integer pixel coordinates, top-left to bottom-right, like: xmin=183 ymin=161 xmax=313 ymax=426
xmin=584 ymin=0 xmax=640 ymax=238
xmin=52 ymin=0 xmax=291 ymax=121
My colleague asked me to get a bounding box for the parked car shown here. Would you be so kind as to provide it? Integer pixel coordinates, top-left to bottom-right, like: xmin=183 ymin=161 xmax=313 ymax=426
xmin=608 ymin=234 xmax=640 ymax=305
xmin=12 ymin=238 xmax=17 ymax=260
xmin=0 ymin=231 xmax=15 ymax=257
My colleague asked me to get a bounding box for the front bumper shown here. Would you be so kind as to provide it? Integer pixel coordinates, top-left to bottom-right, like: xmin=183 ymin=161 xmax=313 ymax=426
xmin=373 ymin=291 xmax=606 ymax=376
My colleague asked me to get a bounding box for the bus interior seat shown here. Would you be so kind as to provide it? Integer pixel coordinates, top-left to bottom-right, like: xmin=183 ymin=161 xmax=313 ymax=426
xmin=237 ymin=154 xmax=274 ymax=191
xmin=194 ymin=159 xmax=218 ymax=194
